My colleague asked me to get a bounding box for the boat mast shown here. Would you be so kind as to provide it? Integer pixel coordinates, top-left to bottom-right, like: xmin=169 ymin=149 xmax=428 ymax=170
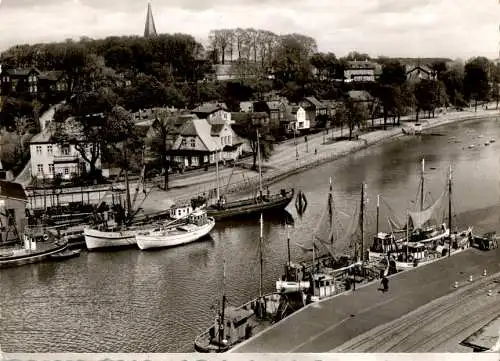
xmin=448 ymin=164 xmax=452 ymax=257
xmin=420 ymin=158 xmax=425 ymax=212
xmin=219 ymin=260 xmax=226 ymax=351
xmin=329 ymin=177 xmax=334 ymax=257
xmin=256 ymin=130 xmax=263 ymax=198
xmin=360 ymin=183 xmax=365 ymax=263
xmin=259 ymin=213 xmax=264 ymax=298
xmin=287 ymin=223 xmax=291 ymax=268
xmin=376 ymin=194 xmax=380 ymax=236
xmin=215 ymin=149 xmax=220 ymax=201
xmin=406 ymin=210 xmax=409 ymax=260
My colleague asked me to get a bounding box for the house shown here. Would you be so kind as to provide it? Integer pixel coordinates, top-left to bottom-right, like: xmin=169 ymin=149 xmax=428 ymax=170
xmin=231 ymin=112 xmax=270 ymax=128
xmin=168 ymin=116 xmax=242 ymax=168
xmin=344 ymin=60 xmax=377 ymax=82
xmin=0 ymin=181 xmax=27 ymax=243
xmin=406 ymin=65 xmax=437 ymax=82
xmin=0 ymin=66 xmax=42 ymax=96
xmin=192 ymin=102 xmax=232 ymax=124
xmin=299 ymin=96 xmax=328 ymax=128
xmin=38 ymin=71 xmax=68 ymax=94
xmin=348 ymin=90 xmax=376 ymax=116
xmin=253 ymin=100 xmax=288 ymax=131
xmin=320 ymin=99 xmax=342 ymax=118
xmin=289 ymin=106 xmax=309 ymax=131
xmin=29 ymin=119 xmax=103 ymax=180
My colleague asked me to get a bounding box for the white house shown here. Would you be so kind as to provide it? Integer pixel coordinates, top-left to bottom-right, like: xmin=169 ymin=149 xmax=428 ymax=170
xmin=290 ymin=106 xmax=309 ymax=131
xmin=344 ymin=61 xmax=376 ymax=82
xmin=29 ymin=121 xmax=102 ymax=180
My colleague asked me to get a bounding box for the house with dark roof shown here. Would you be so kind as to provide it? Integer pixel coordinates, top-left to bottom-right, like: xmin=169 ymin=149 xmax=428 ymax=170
xmin=192 ymin=102 xmax=232 ymax=124
xmin=0 ymin=67 xmax=42 ymax=96
xmin=299 ymin=96 xmax=328 ymax=128
xmin=0 ymin=180 xmax=28 ymax=244
xmin=38 ymin=70 xmax=68 ymax=94
xmin=405 ymin=64 xmax=437 ymax=82
xmin=29 ymin=118 xmax=103 ymax=180
xmin=344 ymin=60 xmax=377 ymax=82
xmin=253 ymin=100 xmax=288 ymax=131
xmin=169 ymin=115 xmax=242 ymax=168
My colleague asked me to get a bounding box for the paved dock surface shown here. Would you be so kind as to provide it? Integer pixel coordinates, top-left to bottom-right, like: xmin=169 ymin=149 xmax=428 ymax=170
xmin=231 ymin=246 xmax=500 ymax=352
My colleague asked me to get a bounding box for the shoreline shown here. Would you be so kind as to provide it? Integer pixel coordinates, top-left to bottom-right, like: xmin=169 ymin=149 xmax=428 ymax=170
xmin=160 ymin=108 xmax=499 ymax=210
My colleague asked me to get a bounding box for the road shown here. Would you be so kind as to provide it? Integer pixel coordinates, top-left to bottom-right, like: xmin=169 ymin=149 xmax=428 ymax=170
xmin=230 ymin=246 xmax=500 ymax=353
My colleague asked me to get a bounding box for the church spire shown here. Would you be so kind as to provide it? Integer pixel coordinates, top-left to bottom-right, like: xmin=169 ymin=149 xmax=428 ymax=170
xmin=144 ymin=1 xmax=157 ymax=37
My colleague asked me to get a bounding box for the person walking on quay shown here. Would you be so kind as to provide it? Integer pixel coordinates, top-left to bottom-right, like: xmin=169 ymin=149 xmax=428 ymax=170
xmin=381 ymin=276 xmax=389 ymax=293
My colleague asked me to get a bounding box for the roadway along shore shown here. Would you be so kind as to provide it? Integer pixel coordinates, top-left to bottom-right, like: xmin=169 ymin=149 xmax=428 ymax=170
xmin=26 ymin=106 xmax=499 ymax=213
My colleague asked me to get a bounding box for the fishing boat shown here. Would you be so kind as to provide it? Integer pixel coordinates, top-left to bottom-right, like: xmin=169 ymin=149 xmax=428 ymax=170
xmin=203 ymin=130 xmax=294 ymax=221
xmin=194 ymin=214 xmax=305 ymax=353
xmin=0 ymin=229 xmax=68 ymax=268
xmin=277 ymin=179 xmax=366 ymax=301
xmin=84 ymin=162 xmax=156 ymax=251
xmin=369 ymin=161 xmax=472 ymax=270
xmin=135 ymin=209 xmax=215 ymax=250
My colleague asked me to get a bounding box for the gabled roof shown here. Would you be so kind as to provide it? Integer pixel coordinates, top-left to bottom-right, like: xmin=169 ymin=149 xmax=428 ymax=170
xmin=266 ymin=101 xmax=283 ymax=111
xmin=346 ymin=61 xmax=376 ymax=70
xmin=0 ymin=181 xmax=27 ymax=201
xmin=39 ymin=70 xmax=64 ymax=81
xmin=192 ymin=102 xmax=227 ymax=115
xmin=174 ymin=118 xmax=221 ymax=152
xmin=348 ymin=90 xmax=374 ymax=102
xmin=4 ymin=67 xmax=42 ymax=77
xmin=303 ymin=96 xmax=325 ymax=109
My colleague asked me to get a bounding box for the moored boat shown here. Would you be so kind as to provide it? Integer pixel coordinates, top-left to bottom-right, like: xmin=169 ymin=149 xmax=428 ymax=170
xmin=84 ymin=226 xmax=138 ymax=251
xmin=49 ymin=248 xmax=82 ymax=260
xmin=135 ymin=209 xmax=215 ymax=250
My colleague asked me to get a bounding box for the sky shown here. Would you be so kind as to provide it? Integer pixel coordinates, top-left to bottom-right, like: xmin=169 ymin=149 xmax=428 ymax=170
xmin=0 ymin=0 xmax=498 ymax=59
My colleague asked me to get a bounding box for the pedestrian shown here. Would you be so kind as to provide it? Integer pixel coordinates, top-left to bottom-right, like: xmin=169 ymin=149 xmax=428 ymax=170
xmin=381 ymin=276 xmax=389 ymax=292
xmin=314 ymin=148 xmax=317 ymax=155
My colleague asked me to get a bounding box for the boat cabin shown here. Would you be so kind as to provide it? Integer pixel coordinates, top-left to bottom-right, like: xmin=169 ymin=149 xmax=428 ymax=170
xmin=210 ymin=306 xmax=254 ymax=348
xmin=281 ymin=262 xmax=305 ymax=282
xmin=169 ymin=204 xmax=193 ymax=220
xmin=188 ymin=210 xmax=208 ymax=226
xmin=371 ymin=232 xmax=398 ymax=254
xmin=398 ymin=242 xmax=426 ymax=262
xmin=309 ymin=273 xmax=336 ymax=301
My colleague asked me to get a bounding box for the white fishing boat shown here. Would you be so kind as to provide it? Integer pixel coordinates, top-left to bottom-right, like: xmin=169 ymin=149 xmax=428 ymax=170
xmin=135 ymin=209 xmax=215 ymax=250
xmin=84 ymin=226 xmax=138 ymax=251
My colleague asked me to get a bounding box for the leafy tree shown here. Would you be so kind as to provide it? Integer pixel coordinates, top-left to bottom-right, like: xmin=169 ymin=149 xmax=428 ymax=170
xmin=233 ymin=116 xmax=274 ymax=170
xmin=345 ymin=98 xmax=367 ymax=139
xmin=464 ymin=57 xmax=491 ymax=111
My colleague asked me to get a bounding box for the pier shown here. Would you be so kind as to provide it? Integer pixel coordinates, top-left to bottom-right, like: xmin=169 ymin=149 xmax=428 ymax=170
xmin=230 ymin=246 xmax=500 ymax=352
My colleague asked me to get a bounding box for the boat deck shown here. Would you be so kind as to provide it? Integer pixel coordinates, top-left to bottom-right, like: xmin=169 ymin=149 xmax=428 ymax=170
xmin=230 ymin=246 xmax=500 ymax=352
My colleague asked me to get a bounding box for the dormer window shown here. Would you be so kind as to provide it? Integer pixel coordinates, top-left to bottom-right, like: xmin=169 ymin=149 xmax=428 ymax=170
xmin=190 ymin=139 xmax=196 ymax=148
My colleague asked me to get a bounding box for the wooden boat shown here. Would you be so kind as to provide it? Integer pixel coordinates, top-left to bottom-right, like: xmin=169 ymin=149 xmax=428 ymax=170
xmin=369 ymin=162 xmax=473 ymax=271
xmin=277 ymin=179 xmax=367 ymax=301
xmin=194 ymin=214 xmax=305 ymax=353
xmin=135 ymin=209 xmax=215 ymax=250
xmin=202 ymin=129 xmax=295 ymax=221
xmin=0 ymin=230 xmax=68 ymax=268
xmin=49 ymin=248 xmax=81 ymax=260
xmin=471 ymin=231 xmax=498 ymax=251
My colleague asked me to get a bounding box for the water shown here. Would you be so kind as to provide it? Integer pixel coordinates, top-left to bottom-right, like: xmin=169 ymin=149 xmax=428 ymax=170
xmin=2 ymin=116 xmax=500 ymax=352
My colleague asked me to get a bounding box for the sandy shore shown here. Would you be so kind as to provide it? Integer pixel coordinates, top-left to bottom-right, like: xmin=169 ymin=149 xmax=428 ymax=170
xmin=139 ymin=106 xmax=499 ymax=212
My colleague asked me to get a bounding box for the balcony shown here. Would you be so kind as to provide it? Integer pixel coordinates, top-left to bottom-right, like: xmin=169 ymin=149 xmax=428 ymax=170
xmin=53 ymin=154 xmax=79 ymax=164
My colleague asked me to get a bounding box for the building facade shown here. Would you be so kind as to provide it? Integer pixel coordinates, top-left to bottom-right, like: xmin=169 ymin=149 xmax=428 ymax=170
xmin=0 ymin=181 xmax=27 ymax=243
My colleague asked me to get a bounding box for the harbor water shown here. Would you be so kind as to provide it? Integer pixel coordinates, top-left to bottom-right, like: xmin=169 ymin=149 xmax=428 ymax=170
xmin=1 ymin=116 xmax=500 ymax=352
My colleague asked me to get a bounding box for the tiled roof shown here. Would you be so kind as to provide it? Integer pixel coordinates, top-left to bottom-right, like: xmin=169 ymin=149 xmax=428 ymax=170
xmin=39 ymin=70 xmax=64 ymax=81
xmin=266 ymin=101 xmax=282 ymax=110
xmin=174 ymin=118 xmax=220 ymax=152
xmin=192 ymin=102 xmax=227 ymax=114
xmin=5 ymin=67 xmax=42 ymax=76
xmin=346 ymin=61 xmax=376 ymax=69
xmin=0 ymin=181 xmax=27 ymax=201
xmin=348 ymin=90 xmax=374 ymax=102
xmin=304 ymin=96 xmax=325 ymax=108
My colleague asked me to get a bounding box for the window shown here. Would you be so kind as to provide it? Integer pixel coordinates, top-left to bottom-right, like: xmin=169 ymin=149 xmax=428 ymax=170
xmin=62 ymin=146 xmax=70 ymax=155
xmin=181 ymin=138 xmax=186 ymax=147
xmin=33 ymin=85 xmax=37 ymax=93
xmin=35 ymin=145 xmax=42 ymax=155
xmin=48 ymin=164 xmax=54 ymax=174
xmin=190 ymin=139 xmax=196 ymax=148
xmin=47 ymin=145 xmax=53 ymax=155
xmin=37 ymin=164 xmax=43 ymax=174
xmin=64 ymin=167 xmax=69 ymax=175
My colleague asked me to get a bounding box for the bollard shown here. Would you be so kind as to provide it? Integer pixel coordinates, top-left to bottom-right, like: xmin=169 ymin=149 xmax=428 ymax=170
xmin=488 ymin=290 xmax=493 ymax=296
xmin=469 ymin=275 xmax=473 ymax=282
xmin=454 ymin=281 xmax=458 ymax=288
xmin=483 ymin=269 xmax=487 ymax=276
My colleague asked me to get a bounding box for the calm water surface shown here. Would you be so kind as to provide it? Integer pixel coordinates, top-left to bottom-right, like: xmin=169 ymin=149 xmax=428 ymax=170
xmin=2 ymin=116 xmax=500 ymax=352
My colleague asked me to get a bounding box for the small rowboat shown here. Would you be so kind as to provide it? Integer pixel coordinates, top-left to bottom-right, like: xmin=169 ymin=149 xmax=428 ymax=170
xmin=49 ymin=249 xmax=81 ymax=260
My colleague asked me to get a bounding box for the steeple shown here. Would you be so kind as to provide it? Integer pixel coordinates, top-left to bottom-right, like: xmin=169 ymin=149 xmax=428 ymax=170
xmin=144 ymin=2 xmax=157 ymax=37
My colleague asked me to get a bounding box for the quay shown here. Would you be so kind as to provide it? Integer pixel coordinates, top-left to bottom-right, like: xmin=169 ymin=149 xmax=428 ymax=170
xmin=230 ymin=246 xmax=500 ymax=353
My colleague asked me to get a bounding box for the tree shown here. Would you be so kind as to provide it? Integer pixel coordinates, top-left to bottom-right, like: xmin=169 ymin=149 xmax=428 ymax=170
xmin=464 ymin=57 xmax=491 ymax=111
xmin=233 ymin=116 xmax=274 ymax=170
xmin=150 ymin=109 xmax=178 ymax=190
xmin=345 ymin=98 xmax=367 ymax=139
